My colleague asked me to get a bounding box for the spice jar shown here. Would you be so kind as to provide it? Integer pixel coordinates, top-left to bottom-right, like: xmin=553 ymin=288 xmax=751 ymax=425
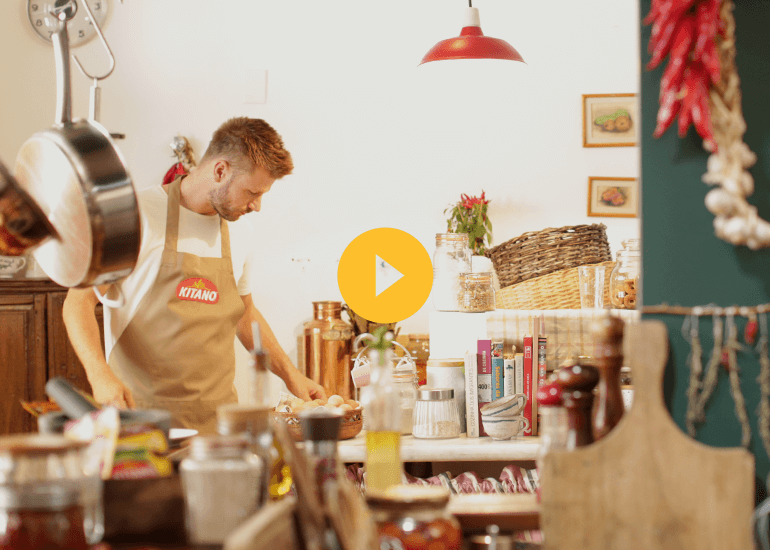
xmin=412 ymin=388 xmax=461 ymax=439
xmin=0 ymin=484 xmax=88 ymax=550
xmin=180 ymin=434 xmax=264 ymax=545
xmin=432 ymin=233 xmax=471 ymax=311
xmin=405 ymin=334 xmax=429 ymax=386
xmin=366 ymin=485 xmax=462 ymax=550
xmin=458 ymin=271 xmax=496 ymax=312
xmin=0 ymin=434 xmax=103 ymax=545
xmin=426 ymin=359 xmax=467 ymax=434
xmin=609 ymin=238 xmax=640 ymax=309
xmin=392 ymin=368 xmax=418 ymax=435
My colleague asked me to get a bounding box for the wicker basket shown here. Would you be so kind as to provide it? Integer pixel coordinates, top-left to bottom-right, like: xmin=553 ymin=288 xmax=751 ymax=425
xmin=486 ymin=224 xmax=612 ymax=288
xmin=495 ymin=261 xmax=615 ymax=310
xmin=270 ymin=408 xmax=363 ymax=441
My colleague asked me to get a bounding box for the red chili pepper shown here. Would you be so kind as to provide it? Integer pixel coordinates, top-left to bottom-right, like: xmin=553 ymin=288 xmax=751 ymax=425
xmin=678 ymin=61 xmax=702 ymax=138
xmin=693 ymin=0 xmax=720 ymax=59
xmin=658 ymin=15 xmax=696 ymax=89
xmin=692 ymin=81 xmax=716 ymax=150
xmin=745 ymin=318 xmax=759 ymax=345
xmin=653 ymin=88 xmax=682 ymax=138
xmin=648 ymin=0 xmax=697 ymax=64
xmin=644 ymin=0 xmax=670 ymax=26
xmin=700 ymin=39 xmax=721 ymax=85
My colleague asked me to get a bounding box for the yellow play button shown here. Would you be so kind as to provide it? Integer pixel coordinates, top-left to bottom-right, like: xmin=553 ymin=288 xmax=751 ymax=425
xmin=338 ymin=228 xmax=433 ymax=323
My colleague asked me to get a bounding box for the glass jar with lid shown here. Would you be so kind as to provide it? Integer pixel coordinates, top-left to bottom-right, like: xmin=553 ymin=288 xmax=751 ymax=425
xmin=458 ymin=272 xmax=496 ymax=312
xmin=412 ymin=388 xmax=461 ymax=439
xmin=392 ymin=367 xmax=418 ymax=435
xmin=180 ymin=434 xmax=264 ymax=545
xmin=0 ymin=434 xmax=103 ymax=545
xmin=609 ymin=238 xmax=640 ymax=309
xmin=366 ymin=485 xmax=463 ymax=550
xmin=405 ymin=334 xmax=429 ymax=386
xmin=432 ymin=233 xmax=471 ymax=311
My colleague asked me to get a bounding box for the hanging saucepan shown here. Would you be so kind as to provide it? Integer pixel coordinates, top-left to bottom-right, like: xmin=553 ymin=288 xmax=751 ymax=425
xmin=13 ymin=2 xmax=139 ymax=288
xmin=0 ymin=158 xmax=57 ymax=256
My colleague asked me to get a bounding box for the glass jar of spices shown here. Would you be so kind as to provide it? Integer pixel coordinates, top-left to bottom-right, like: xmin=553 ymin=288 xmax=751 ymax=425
xmin=412 ymin=388 xmax=461 ymax=439
xmin=367 ymin=485 xmax=462 ymax=550
xmin=432 ymin=233 xmax=471 ymax=311
xmin=392 ymin=368 xmax=418 ymax=435
xmin=180 ymin=434 xmax=264 ymax=545
xmin=609 ymin=238 xmax=640 ymax=309
xmin=405 ymin=334 xmax=429 ymax=386
xmin=458 ymin=272 xmax=496 ymax=313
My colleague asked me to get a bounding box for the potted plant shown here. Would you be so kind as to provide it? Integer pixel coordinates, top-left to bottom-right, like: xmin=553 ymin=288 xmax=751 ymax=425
xmin=444 ymin=192 xmax=492 ymax=256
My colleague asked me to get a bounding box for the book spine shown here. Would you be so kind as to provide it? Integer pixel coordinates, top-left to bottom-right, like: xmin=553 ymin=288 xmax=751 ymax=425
xmin=537 ymin=335 xmax=548 ymax=390
xmin=464 ymin=352 xmax=479 ymax=438
xmin=491 ymin=341 xmax=504 ymax=401
xmin=523 ymin=335 xmax=534 ymax=436
xmin=503 ymin=359 xmax=515 ymax=397
xmin=515 ymin=353 xmax=524 ymax=395
xmin=477 ymin=339 xmax=492 ymax=437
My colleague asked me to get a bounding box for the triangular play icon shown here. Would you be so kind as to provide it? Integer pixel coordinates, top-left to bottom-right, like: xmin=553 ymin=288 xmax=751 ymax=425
xmin=375 ymin=254 xmax=404 ymax=297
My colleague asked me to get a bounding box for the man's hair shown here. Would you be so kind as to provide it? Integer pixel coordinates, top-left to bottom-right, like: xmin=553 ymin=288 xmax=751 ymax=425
xmin=201 ymin=117 xmax=293 ymax=179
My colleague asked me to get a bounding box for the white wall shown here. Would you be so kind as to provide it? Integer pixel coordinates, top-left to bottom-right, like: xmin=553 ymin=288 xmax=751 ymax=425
xmin=0 ymin=0 xmax=640 ymax=399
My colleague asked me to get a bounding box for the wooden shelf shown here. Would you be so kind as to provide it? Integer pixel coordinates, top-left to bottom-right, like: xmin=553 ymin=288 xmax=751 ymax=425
xmin=334 ymin=431 xmax=541 ymax=463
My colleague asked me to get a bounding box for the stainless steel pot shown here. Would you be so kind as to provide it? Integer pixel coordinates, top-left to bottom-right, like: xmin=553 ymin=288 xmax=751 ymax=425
xmin=14 ymin=2 xmax=139 ymax=288
xmin=0 ymin=159 xmax=56 ymax=256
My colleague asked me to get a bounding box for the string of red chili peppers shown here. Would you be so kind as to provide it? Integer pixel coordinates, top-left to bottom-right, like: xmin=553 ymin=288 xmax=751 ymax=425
xmin=645 ymin=0 xmax=722 ymax=151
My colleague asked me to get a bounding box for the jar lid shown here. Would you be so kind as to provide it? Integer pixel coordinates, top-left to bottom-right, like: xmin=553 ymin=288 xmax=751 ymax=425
xmin=216 ymin=404 xmax=270 ymax=436
xmin=298 ymin=408 xmax=342 ymax=442
xmin=365 ymin=485 xmax=450 ymax=510
xmin=417 ymin=388 xmax=454 ymax=401
xmin=0 ymin=434 xmax=87 ymax=455
xmin=408 ymin=334 xmax=429 ymax=341
xmin=436 ymin=232 xmax=469 ymax=243
xmin=426 ymin=358 xmax=465 ymax=368
xmin=460 ymin=271 xmax=492 ymax=281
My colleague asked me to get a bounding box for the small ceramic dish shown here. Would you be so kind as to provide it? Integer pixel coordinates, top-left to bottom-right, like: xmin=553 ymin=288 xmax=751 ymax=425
xmin=480 ymin=393 xmax=528 ymax=418
xmin=481 ymin=414 xmax=530 ymax=441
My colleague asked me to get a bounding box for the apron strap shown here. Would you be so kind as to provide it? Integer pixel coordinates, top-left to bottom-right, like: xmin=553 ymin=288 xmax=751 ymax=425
xmin=165 ymin=176 xmax=233 ymax=264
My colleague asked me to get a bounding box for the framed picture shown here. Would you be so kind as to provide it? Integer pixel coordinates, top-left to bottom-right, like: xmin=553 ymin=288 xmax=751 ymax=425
xmin=582 ymin=93 xmax=639 ymax=147
xmin=587 ymin=177 xmax=639 ymax=218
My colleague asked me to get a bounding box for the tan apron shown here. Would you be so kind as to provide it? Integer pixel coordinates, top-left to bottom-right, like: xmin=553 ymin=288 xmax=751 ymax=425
xmin=108 ymin=176 xmax=245 ymax=434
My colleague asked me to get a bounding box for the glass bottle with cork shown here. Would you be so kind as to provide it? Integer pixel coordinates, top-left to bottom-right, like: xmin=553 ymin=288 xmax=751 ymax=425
xmin=360 ymin=327 xmax=403 ymax=491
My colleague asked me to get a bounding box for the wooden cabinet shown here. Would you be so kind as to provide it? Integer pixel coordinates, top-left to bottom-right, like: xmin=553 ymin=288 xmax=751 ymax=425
xmin=0 ymin=279 xmax=102 ymax=435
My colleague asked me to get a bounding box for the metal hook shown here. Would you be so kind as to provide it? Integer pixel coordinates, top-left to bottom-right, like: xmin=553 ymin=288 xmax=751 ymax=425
xmin=71 ymin=0 xmax=116 ymax=121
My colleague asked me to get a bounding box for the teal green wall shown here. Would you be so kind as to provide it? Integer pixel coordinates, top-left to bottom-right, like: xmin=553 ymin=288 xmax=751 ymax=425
xmin=641 ymin=0 xmax=770 ymax=497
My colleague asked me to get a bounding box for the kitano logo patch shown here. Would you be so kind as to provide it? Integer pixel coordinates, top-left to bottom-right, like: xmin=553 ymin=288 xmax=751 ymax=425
xmin=176 ymin=278 xmax=219 ymax=304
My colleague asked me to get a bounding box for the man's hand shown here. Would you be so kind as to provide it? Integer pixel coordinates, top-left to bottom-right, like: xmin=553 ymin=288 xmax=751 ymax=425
xmin=89 ymin=364 xmax=136 ymax=409
xmin=285 ymin=369 xmax=326 ymax=401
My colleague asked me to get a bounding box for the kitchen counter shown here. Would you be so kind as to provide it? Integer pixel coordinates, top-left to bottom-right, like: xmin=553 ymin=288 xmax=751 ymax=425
xmin=333 ymin=431 xmax=541 ymax=463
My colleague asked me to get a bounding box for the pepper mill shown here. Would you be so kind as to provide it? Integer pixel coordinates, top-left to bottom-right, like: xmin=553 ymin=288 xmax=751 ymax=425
xmin=591 ymin=313 xmax=625 ymax=441
xmin=556 ymin=363 xmax=600 ymax=449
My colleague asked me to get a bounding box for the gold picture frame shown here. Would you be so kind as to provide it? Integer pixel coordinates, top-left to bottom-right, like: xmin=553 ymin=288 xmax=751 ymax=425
xmin=587 ymin=177 xmax=639 ymax=218
xmin=582 ymin=93 xmax=639 ymax=147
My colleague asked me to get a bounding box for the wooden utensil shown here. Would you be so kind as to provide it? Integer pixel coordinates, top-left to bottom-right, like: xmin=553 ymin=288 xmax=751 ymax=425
xmin=591 ymin=314 xmax=625 ymax=441
xmin=541 ymin=320 xmax=754 ymax=549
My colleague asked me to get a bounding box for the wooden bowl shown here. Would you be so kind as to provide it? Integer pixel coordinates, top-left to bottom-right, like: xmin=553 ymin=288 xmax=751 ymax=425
xmin=270 ymin=408 xmax=363 ymax=441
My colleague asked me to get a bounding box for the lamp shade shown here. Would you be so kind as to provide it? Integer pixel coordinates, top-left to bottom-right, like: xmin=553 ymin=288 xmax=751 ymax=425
xmin=420 ymin=7 xmax=525 ymax=65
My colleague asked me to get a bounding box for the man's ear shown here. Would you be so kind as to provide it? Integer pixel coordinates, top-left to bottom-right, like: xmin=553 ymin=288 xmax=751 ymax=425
xmin=213 ymin=160 xmax=229 ymax=182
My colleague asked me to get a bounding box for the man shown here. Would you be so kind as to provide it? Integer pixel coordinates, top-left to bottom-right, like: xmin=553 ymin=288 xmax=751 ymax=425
xmin=63 ymin=117 xmax=325 ymax=433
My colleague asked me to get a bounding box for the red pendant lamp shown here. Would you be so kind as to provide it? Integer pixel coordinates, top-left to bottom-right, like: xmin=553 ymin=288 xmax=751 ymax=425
xmin=420 ymin=1 xmax=525 ymax=65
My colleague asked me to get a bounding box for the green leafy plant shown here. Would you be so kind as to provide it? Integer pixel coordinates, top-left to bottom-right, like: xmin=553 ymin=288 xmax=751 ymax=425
xmin=444 ymin=192 xmax=493 ymax=256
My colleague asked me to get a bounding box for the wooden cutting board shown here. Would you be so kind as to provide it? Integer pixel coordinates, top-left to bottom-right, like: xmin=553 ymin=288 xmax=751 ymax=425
xmin=541 ymin=320 xmax=754 ymax=549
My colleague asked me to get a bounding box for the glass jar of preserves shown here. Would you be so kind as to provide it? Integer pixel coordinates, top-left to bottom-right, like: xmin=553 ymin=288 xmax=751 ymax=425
xmin=180 ymin=434 xmax=264 ymax=545
xmin=458 ymin=271 xmax=496 ymax=312
xmin=405 ymin=334 xmax=429 ymax=386
xmin=412 ymin=388 xmax=461 ymax=439
xmin=0 ymin=434 xmax=103 ymax=545
xmin=432 ymin=233 xmax=471 ymax=311
xmin=609 ymin=238 xmax=640 ymax=309
xmin=392 ymin=368 xmax=418 ymax=435
xmin=367 ymin=485 xmax=462 ymax=550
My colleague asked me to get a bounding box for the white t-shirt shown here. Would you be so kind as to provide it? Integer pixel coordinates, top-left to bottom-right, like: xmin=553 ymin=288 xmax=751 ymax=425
xmin=103 ymin=184 xmax=254 ymax=359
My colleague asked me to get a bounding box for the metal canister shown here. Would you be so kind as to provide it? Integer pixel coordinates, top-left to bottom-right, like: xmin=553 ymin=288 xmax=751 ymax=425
xmin=303 ymin=301 xmax=354 ymax=399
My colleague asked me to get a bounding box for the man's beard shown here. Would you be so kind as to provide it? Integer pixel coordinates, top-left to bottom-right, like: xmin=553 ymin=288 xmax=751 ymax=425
xmin=208 ymin=176 xmax=241 ymax=221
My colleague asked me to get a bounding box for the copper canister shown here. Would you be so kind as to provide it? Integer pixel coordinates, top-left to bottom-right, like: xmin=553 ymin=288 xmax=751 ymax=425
xmin=303 ymin=301 xmax=354 ymax=399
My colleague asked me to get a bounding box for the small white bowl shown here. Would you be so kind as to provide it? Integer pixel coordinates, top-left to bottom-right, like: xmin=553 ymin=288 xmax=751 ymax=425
xmin=480 ymin=393 xmax=528 ymax=418
xmin=481 ymin=414 xmax=530 ymax=441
